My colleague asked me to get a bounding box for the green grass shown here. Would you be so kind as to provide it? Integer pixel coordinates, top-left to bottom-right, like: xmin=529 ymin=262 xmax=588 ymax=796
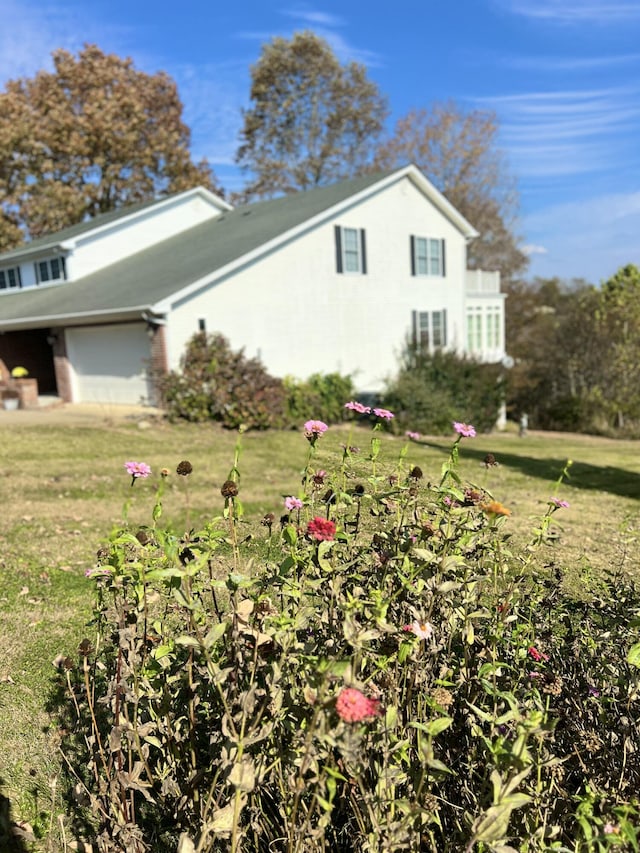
xmin=0 ymin=420 xmax=638 ymax=851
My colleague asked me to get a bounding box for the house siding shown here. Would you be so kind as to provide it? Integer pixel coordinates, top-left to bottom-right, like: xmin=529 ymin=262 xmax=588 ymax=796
xmin=166 ymin=178 xmax=471 ymax=392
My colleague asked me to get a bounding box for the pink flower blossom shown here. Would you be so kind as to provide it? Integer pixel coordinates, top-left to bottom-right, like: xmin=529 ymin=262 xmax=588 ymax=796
xmin=335 ymin=687 xmax=382 ymax=723
xmin=373 ymin=407 xmax=394 ymax=420
xmin=405 ymin=430 xmax=420 ymax=441
xmin=124 ymin=461 xmax=151 ymax=479
xmin=344 ymin=401 xmax=371 ymax=414
xmin=284 ymin=496 xmax=303 ymax=511
xmin=528 ymin=646 xmax=549 ymax=663
xmin=453 ymin=421 xmax=476 ymax=438
xmin=306 ymin=516 xmax=336 ymax=541
xmin=304 ymin=419 xmax=328 ymax=436
xmin=550 ymin=497 xmax=570 ymax=508
xmin=404 ymin=620 xmax=434 ymax=640
xmin=604 ymin=823 xmax=620 ymax=836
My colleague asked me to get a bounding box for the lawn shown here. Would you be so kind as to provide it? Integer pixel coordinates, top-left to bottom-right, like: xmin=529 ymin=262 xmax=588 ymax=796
xmin=1 ymin=417 xmax=638 ymax=851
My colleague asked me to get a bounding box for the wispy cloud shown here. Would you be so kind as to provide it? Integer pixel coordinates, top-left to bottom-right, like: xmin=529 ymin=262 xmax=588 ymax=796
xmin=479 ymin=87 xmax=640 ymax=178
xmin=495 ymin=0 xmax=640 ymax=24
xmin=501 ymin=53 xmax=640 ymax=72
xmin=522 ymin=244 xmax=548 ymax=256
xmin=238 ymin=7 xmax=383 ymax=67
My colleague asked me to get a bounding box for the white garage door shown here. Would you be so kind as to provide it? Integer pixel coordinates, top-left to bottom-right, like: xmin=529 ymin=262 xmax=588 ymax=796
xmin=66 ymin=323 xmax=153 ymax=404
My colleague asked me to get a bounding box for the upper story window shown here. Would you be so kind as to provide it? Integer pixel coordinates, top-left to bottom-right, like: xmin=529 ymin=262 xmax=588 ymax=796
xmin=35 ymin=256 xmax=67 ymax=284
xmin=0 ymin=266 xmax=22 ymax=291
xmin=411 ymin=236 xmax=445 ymax=277
xmin=335 ymin=226 xmax=367 ymax=274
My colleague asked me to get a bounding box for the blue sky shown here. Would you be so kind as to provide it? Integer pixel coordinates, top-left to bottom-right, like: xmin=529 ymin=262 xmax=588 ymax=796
xmin=1 ymin=0 xmax=639 ymax=284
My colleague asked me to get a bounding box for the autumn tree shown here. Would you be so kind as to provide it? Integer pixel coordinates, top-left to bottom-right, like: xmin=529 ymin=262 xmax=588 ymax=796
xmin=375 ymin=102 xmax=527 ymax=281
xmin=595 ymin=264 xmax=640 ymax=429
xmin=235 ymin=31 xmax=387 ymax=200
xmin=0 ymin=44 xmax=222 ymax=249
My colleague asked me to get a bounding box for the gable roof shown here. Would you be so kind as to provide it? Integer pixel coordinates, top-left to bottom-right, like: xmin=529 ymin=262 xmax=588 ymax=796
xmin=0 ymin=166 xmax=478 ymax=330
xmin=0 ymin=186 xmax=231 ymax=263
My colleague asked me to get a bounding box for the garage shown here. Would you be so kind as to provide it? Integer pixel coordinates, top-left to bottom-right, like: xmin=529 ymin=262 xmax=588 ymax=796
xmin=65 ymin=323 xmax=153 ymax=404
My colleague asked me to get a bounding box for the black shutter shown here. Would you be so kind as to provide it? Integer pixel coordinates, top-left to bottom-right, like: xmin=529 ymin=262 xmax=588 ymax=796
xmin=442 ymin=309 xmax=448 ymax=347
xmin=441 ymin=239 xmax=446 ymax=276
xmin=335 ymin=226 xmax=343 ymax=273
xmin=411 ymin=310 xmax=418 ymax=349
xmin=360 ymin=229 xmax=367 ymax=274
xmin=410 ymin=235 xmax=416 ymax=276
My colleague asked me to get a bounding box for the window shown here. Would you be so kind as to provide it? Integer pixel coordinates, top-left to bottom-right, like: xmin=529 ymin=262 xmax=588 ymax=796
xmin=467 ymin=307 xmax=483 ymax=353
xmin=35 ymin=256 xmax=67 ymax=284
xmin=335 ymin=226 xmax=367 ymax=274
xmin=411 ymin=236 xmax=445 ymax=277
xmin=485 ymin=306 xmax=501 ymax=349
xmin=0 ymin=266 xmax=22 ymax=291
xmin=412 ymin=309 xmax=447 ymax=351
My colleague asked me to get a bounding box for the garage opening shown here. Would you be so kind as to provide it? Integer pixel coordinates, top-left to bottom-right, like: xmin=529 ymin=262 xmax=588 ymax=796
xmin=0 ymin=329 xmax=57 ymax=393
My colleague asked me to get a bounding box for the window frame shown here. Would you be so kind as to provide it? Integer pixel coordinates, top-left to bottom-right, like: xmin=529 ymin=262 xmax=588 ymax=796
xmin=412 ymin=309 xmax=448 ymax=352
xmin=34 ymin=256 xmax=67 ymax=285
xmin=411 ymin=236 xmax=446 ymax=277
xmin=0 ymin=266 xmax=22 ymax=291
xmin=335 ymin=226 xmax=367 ymax=275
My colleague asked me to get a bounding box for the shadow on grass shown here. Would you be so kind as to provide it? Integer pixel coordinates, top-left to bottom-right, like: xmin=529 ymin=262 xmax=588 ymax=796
xmin=420 ymin=440 xmax=640 ymax=501
xmin=0 ymin=778 xmax=29 ymax=853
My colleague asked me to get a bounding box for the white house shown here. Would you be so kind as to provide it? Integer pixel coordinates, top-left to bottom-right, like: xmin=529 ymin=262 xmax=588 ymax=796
xmin=0 ymin=165 xmax=506 ymax=405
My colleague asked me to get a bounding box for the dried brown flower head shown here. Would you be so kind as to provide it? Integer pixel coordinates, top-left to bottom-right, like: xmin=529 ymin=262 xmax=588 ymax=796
xmin=176 ymin=460 xmax=193 ymax=476
xmin=221 ymin=480 xmax=239 ymax=498
xmin=409 ymin=466 xmax=423 ymax=480
xmin=484 ymin=453 xmax=498 ymax=468
xmin=261 ymin=512 xmax=276 ymax=528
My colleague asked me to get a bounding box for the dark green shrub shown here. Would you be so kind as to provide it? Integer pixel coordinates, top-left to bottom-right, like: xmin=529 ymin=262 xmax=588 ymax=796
xmin=384 ymin=347 xmax=503 ymax=434
xmin=156 ymin=332 xmax=287 ymax=429
xmin=284 ymin=372 xmax=355 ymax=425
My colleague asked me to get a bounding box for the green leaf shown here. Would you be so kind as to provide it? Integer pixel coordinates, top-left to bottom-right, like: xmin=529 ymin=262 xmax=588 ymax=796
xmin=317 ymin=539 xmax=334 ymax=571
xmin=174 ymin=635 xmax=200 ymax=648
xmin=627 ymin=641 xmax=640 ymax=668
xmin=204 ymin=622 xmax=228 ymax=648
xmin=424 ymin=716 xmax=453 ymax=736
xmin=426 ymin=758 xmax=453 ymax=775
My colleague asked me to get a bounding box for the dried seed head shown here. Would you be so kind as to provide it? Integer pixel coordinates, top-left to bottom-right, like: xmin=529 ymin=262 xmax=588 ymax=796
xmin=176 ymin=460 xmax=193 ymax=476
xmin=135 ymin=529 xmax=150 ymax=546
xmin=221 ymin=480 xmax=239 ymax=498
xmin=261 ymin=512 xmax=276 ymax=527
xmin=409 ymin=466 xmax=423 ymax=480
xmin=484 ymin=453 xmax=498 ymax=468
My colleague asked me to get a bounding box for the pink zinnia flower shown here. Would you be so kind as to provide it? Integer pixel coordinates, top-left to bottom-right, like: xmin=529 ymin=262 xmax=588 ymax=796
xmin=124 ymin=461 xmax=151 ymax=479
xmin=304 ymin=419 xmax=328 ymax=436
xmin=335 ymin=687 xmax=382 ymax=723
xmin=306 ymin=516 xmax=336 ymax=541
xmin=284 ymin=496 xmax=303 ymax=511
xmin=373 ymin=407 xmax=394 ymax=420
xmin=453 ymin=421 xmax=476 ymax=438
xmin=404 ymin=620 xmax=434 ymax=640
xmin=550 ymin=497 xmax=570 ymax=508
xmin=528 ymin=646 xmax=549 ymax=663
xmin=405 ymin=430 xmax=420 ymax=441
xmin=344 ymin=401 xmax=371 ymax=414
